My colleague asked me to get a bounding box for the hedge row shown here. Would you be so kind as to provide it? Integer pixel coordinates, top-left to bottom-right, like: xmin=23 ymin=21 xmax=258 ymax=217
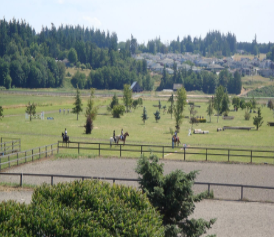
xmin=0 ymin=180 xmax=164 ymax=236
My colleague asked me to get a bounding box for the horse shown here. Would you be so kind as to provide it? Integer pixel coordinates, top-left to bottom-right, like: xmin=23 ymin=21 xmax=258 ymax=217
xmin=172 ymin=135 xmax=180 ymax=147
xmin=116 ymin=132 xmax=129 ymax=145
xmin=62 ymin=132 xmax=69 ymax=143
xmin=110 ymin=136 xmax=120 ymax=147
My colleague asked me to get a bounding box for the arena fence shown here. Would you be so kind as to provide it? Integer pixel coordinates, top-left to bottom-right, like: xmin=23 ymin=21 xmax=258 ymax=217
xmin=0 ymin=137 xmax=21 ymax=155
xmin=57 ymin=141 xmax=274 ymax=164
xmin=0 ymin=143 xmax=57 ymax=171
xmin=0 ymin=172 xmax=274 ymax=201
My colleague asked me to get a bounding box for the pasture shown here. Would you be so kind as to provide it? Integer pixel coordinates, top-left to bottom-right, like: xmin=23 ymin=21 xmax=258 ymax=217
xmin=0 ymin=91 xmax=274 ymax=164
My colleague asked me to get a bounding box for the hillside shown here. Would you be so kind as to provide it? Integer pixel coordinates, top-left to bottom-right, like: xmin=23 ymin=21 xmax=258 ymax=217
xmin=247 ymin=85 xmax=274 ymax=97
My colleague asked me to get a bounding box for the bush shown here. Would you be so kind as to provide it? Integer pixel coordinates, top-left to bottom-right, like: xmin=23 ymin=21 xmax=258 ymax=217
xmin=196 ymin=118 xmax=206 ymax=123
xmin=244 ymin=111 xmax=251 ymax=120
xmin=112 ymin=104 xmax=125 ymax=118
xmin=0 ymin=180 xmax=164 ymax=236
xmin=84 ymin=115 xmax=93 ymax=134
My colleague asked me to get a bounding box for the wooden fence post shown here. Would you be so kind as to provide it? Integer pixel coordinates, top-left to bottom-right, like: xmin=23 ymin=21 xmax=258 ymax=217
xmin=46 ymin=146 xmax=47 ymax=157
xmin=39 ymin=148 xmax=40 ymax=159
xmin=20 ymin=173 xmax=23 ymax=187
xmin=78 ymin=143 xmax=79 ymax=154
xmin=184 ymin=147 xmax=186 ymax=161
xmin=51 ymin=145 xmax=53 ymax=156
xmin=0 ymin=157 xmax=1 ymax=171
xmin=228 ymin=149 xmax=230 ymax=162
xmin=141 ymin=145 xmax=142 ymax=155
xmin=162 ymin=146 xmax=164 ymax=159
xmin=99 ymin=144 xmax=100 ymax=156
xmin=8 ymin=155 xmax=10 ymax=168
xmin=241 ymin=186 xmax=243 ymax=200
xmin=206 ymin=148 xmax=208 ymax=161
xmin=251 ymin=150 xmax=252 ymax=163
xmin=120 ymin=144 xmax=121 ymax=157
xmin=51 ymin=176 xmax=54 ymax=185
xmin=17 ymin=153 xmax=19 ymax=165
xmin=208 ymin=184 xmax=210 ymax=196
xmin=12 ymin=141 xmax=14 ymax=153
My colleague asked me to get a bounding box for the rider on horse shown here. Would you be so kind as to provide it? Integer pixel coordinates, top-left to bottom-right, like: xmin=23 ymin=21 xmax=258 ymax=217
xmin=64 ymin=128 xmax=67 ymax=139
xmin=121 ymin=128 xmax=124 ymax=140
xmin=173 ymin=131 xmax=177 ymax=141
xmin=113 ymin=130 xmax=116 ymax=143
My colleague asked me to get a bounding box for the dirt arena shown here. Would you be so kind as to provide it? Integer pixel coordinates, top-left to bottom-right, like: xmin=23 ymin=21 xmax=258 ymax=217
xmin=1 ymin=157 xmax=274 ymax=236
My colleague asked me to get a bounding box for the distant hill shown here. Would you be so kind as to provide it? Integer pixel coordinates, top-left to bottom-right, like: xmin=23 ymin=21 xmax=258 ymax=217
xmin=247 ymin=85 xmax=274 ymax=97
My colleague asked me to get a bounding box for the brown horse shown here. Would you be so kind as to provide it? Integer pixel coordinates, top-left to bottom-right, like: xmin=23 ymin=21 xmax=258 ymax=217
xmin=172 ymin=135 xmax=180 ymax=146
xmin=116 ymin=132 xmax=129 ymax=145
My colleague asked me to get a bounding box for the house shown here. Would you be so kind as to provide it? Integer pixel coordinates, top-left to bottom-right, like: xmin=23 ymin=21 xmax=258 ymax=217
xmin=130 ymin=81 xmax=143 ymax=92
xmin=173 ymin=84 xmax=183 ymax=91
xmin=257 ymin=69 xmax=274 ymax=78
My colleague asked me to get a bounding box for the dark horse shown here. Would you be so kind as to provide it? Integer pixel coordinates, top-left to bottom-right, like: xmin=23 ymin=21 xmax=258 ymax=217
xmin=62 ymin=132 xmax=69 ymax=143
xmin=172 ymin=135 xmax=180 ymax=146
xmin=116 ymin=132 xmax=129 ymax=145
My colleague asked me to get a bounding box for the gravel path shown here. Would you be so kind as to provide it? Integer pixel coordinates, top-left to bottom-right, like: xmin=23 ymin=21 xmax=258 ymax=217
xmin=1 ymin=157 xmax=274 ymax=236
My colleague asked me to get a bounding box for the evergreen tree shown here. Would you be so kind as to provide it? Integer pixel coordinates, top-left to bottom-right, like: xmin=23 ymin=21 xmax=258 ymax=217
xmin=141 ymin=106 xmax=148 ymax=124
xmin=158 ymin=100 xmax=161 ymax=112
xmin=253 ymin=108 xmax=264 ymax=130
xmin=136 ymin=154 xmax=215 ymax=237
xmin=221 ymin=92 xmax=230 ymax=115
xmin=174 ymin=87 xmax=187 ymax=132
xmin=84 ymin=115 xmax=93 ymax=134
xmin=154 ymin=110 xmax=160 ymax=122
xmin=85 ymin=88 xmax=97 ymax=120
xmin=68 ymin=48 xmax=78 ymax=64
xmin=72 ymin=86 xmax=83 ymax=120
xmin=110 ymin=93 xmax=119 ymax=109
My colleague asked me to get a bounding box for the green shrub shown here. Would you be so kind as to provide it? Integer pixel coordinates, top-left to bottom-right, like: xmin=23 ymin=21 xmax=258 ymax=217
xmin=112 ymin=104 xmax=125 ymax=118
xmin=244 ymin=111 xmax=251 ymax=120
xmin=196 ymin=118 xmax=206 ymax=123
xmin=0 ymin=180 xmax=164 ymax=236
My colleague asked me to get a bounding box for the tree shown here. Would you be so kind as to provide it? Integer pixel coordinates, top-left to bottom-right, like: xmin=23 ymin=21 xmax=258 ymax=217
xmin=206 ymin=98 xmax=214 ymax=122
xmin=154 ymin=110 xmax=161 ymax=123
xmin=168 ymin=94 xmax=174 ymax=119
xmin=250 ymin=97 xmax=257 ymax=112
xmin=214 ymin=86 xmax=225 ymax=123
xmin=141 ymin=106 xmax=149 ymax=124
xmin=232 ymin=97 xmax=241 ymax=110
xmin=68 ymin=48 xmax=78 ymax=64
xmin=112 ymin=105 xmax=125 ymax=118
xmin=84 ymin=115 xmax=93 ymax=134
xmin=189 ymin=106 xmax=198 ymax=129
xmin=109 ymin=93 xmax=119 ymax=110
xmin=123 ymin=84 xmax=132 ymax=112
xmin=267 ymin=100 xmax=274 ymax=110
xmin=158 ymin=100 xmax=162 ymax=112
xmin=221 ymin=92 xmax=230 ymax=115
xmin=25 ymin=102 xmax=36 ymax=121
xmin=0 ymin=106 xmax=3 ymax=119
xmin=72 ymin=86 xmax=83 ymax=120
xmin=253 ymin=108 xmax=263 ymax=130
xmin=240 ymin=98 xmax=246 ymax=110
xmin=136 ymin=154 xmax=215 ymax=237
xmin=174 ymin=88 xmax=187 ymax=131
xmin=132 ymin=100 xmax=139 ymax=110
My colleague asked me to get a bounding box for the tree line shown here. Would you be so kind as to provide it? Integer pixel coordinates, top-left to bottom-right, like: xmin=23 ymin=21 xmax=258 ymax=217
xmin=158 ymin=65 xmax=242 ymax=94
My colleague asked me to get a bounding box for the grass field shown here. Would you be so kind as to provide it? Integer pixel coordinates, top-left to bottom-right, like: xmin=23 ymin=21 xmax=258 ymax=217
xmin=0 ymin=91 xmax=274 ymax=165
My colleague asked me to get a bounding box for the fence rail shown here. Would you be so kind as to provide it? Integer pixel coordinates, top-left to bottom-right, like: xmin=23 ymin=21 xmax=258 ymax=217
xmin=1 ymin=172 xmax=274 ymax=201
xmin=0 ymin=137 xmax=21 ymax=155
xmin=58 ymin=141 xmax=274 ymax=163
xmin=0 ymin=143 xmax=57 ymax=171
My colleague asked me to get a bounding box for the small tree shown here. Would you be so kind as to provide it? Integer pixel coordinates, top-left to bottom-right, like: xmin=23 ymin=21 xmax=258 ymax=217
xmin=189 ymin=106 xmax=197 ymax=129
xmin=232 ymin=97 xmax=240 ymax=110
xmin=123 ymin=84 xmax=132 ymax=112
xmin=244 ymin=111 xmax=251 ymax=120
xmin=72 ymin=86 xmax=83 ymax=120
xmin=112 ymin=105 xmax=125 ymax=118
xmin=136 ymin=154 xmax=215 ymax=237
xmin=206 ymin=99 xmax=214 ymax=122
xmin=84 ymin=115 xmax=93 ymax=134
xmin=25 ymin=102 xmax=36 ymax=121
xmin=173 ymin=88 xmax=187 ymax=132
xmin=141 ymin=106 xmax=149 ymax=124
xmin=154 ymin=110 xmax=161 ymax=122
xmin=158 ymin=100 xmax=161 ymax=112
xmin=240 ymin=98 xmax=246 ymax=110
xmin=253 ymin=108 xmax=264 ymax=130
xmin=0 ymin=106 xmax=3 ymax=120
xmin=168 ymin=94 xmax=174 ymax=119
xmin=250 ymin=96 xmax=257 ymax=112
xmin=85 ymin=88 xmax=97 ymax=120
xmin=267 ymin=100 xmax=274 ymax=110
xmin=132 ymin=100 xmax=139 ymax=110
xmin=163 ymin=105 xmax=166 ymax=114
xmin=214 ymin=86 xmax=225 ymax=123
xmin=137 ymin=97 xmax=143 ymax=106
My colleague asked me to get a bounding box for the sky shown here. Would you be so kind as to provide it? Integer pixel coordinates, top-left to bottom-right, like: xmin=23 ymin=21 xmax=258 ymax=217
xmin=1 ymin=0 xmax=274 ymax=44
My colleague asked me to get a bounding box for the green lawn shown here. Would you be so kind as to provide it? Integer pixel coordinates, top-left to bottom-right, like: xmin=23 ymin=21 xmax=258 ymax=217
xmin=0 ymin=91 xmax=274 ymax=164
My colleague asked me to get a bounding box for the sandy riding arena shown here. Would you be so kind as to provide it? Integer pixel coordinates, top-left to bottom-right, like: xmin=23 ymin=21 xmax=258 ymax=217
xmin=1 ymin=157 xmax=274 ymax=237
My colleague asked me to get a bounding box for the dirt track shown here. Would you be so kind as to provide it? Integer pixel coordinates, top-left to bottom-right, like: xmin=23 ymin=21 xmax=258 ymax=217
xmin=1 ymin=157 xmax=274 ymax=236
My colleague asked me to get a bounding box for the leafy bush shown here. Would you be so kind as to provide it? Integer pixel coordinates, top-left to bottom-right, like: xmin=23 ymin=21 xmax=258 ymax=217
xmin=244 ymin=111 xmax=251 ymax=120
xmin=197 ymin=118 xmax=206 ymax=123
xmin=112 ymin=104 xmax=125 ymax=118
xmin=0 ymin=180 xmax=164 ymax=236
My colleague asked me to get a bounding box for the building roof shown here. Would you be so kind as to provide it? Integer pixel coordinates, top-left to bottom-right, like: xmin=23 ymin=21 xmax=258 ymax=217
xmin=173 ymin=84 xmax=183 ymax=90
xmin=130 ymin=81 xmax=137 ymax=89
